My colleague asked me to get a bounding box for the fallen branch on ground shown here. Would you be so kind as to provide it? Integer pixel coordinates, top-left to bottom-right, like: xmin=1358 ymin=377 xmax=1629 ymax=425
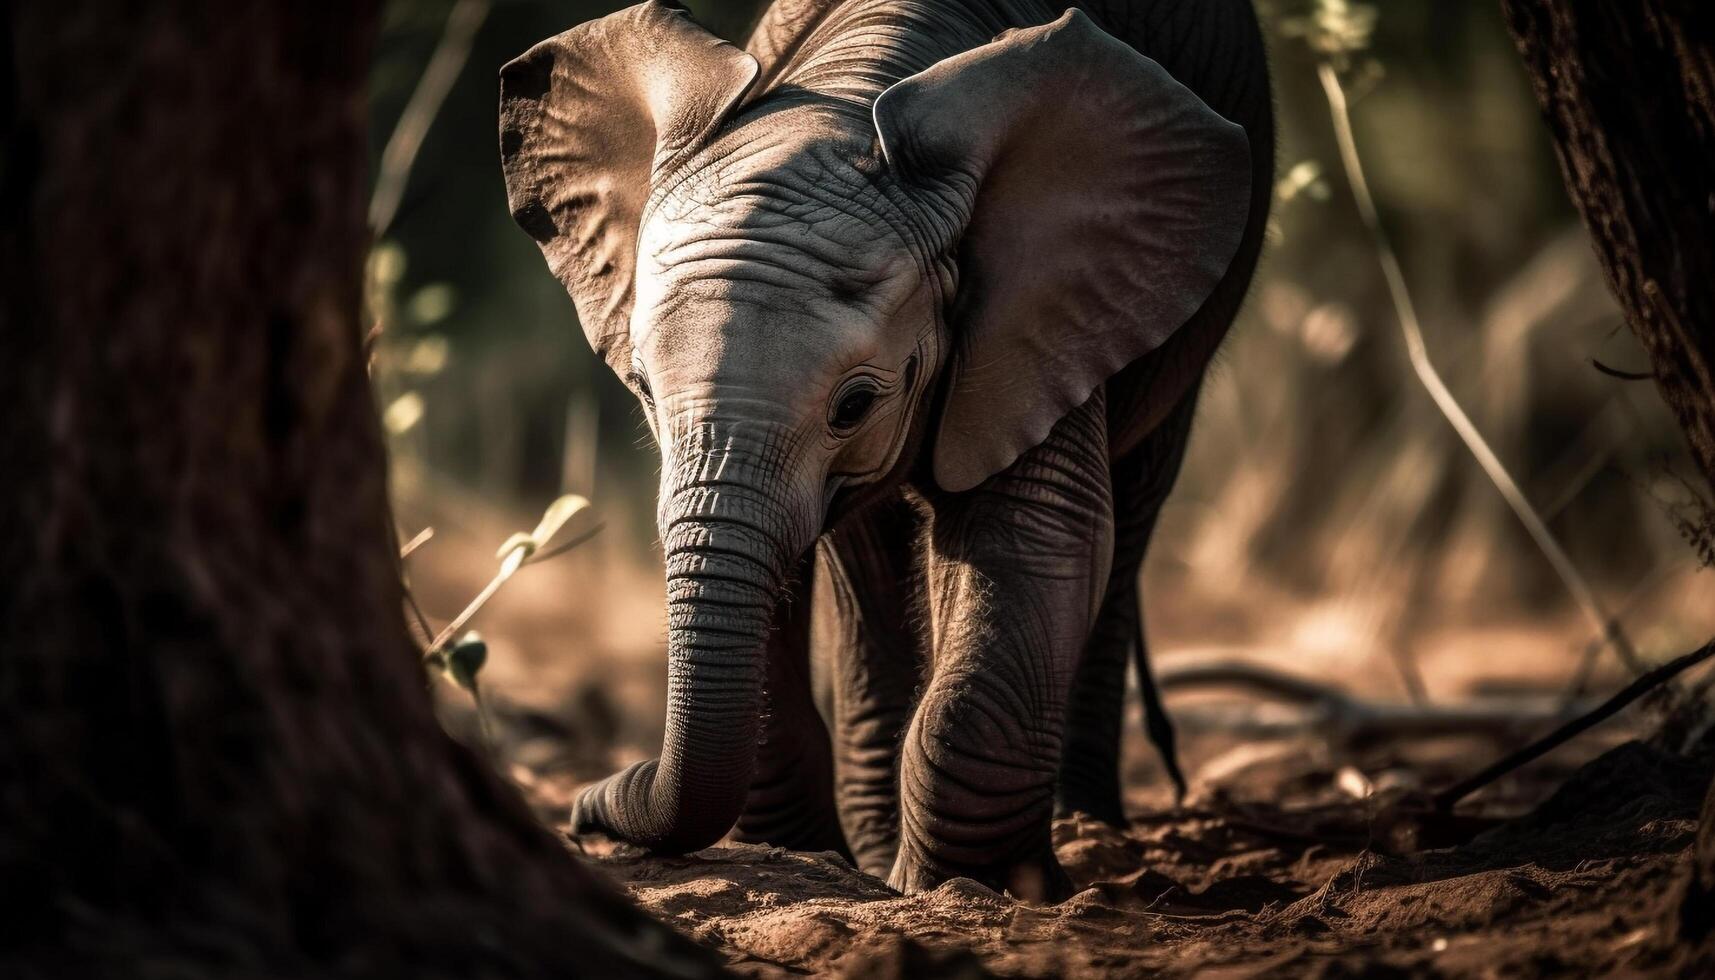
xmin=1432 ymin=637 xmax=1715 ymax=812
xmin=1159 ymin=659 xmax=1601 ymax=745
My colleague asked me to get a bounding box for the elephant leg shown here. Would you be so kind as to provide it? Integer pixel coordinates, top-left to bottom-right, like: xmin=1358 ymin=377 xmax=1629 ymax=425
xmin=732 ymin=551 xmax=850 ymax=856
xmin=1056 ymin=391 xmax=1198 ymax=823
xmin=814 ymin=492 xmax=926 ymax=879
xmin=891 ymin=392 xmax=1114 ymax=901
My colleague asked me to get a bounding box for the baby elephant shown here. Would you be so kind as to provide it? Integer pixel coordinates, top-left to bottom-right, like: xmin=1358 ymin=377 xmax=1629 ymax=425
xmin=500 ymin=0 xmax=1272 ymax=899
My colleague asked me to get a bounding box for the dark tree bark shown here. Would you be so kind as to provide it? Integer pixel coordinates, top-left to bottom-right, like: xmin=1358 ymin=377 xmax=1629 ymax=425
xmin=0 ymin=4 xmax=718 ymax=976
xmin=1498 ymin=0 xmax=1715 ymax=942
xmin=1502 ymin=0 xmax=1715 ymax=499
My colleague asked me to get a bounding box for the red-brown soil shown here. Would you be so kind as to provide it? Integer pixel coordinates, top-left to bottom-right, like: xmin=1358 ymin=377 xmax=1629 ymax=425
xmin=511 ymin=734 xmax=1710 ymax=977
xmin=412 ymin=509 xmax=1715 ymax=977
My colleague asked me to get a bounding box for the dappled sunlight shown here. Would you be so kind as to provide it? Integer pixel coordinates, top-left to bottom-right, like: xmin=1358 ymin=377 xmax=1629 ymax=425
xmin=367 ymin=0 xmax=1714 ymax=974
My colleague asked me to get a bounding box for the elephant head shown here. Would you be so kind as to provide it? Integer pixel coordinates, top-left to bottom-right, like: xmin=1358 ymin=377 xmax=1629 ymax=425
xmin=499 ymin=1 xmax=1251 ymax=853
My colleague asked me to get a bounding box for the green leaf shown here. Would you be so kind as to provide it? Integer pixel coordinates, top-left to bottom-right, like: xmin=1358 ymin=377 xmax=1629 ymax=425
xmin=529 ymin=494 xmax=590 ymax=548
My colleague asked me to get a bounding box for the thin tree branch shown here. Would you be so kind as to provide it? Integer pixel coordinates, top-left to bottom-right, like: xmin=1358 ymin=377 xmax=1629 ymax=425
xmin=1317 ymin=62 xmax=1643 ymax=676
xmin=1433 ymin=636 xmax=1715 ymax=812
xmin=1159 ymin=659 xmax=1597 ymax=743
xmin=1590 ymin=357 xmax=1655 ymax=381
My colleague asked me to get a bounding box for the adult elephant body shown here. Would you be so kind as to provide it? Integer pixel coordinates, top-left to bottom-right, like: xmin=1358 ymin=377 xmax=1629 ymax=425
xmin=500 ymin=0 xmax=1273 ymax=898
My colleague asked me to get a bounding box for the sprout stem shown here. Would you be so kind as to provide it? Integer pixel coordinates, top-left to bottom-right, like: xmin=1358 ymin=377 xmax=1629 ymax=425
xmin=428 ymin=557 xmax=519 ymax=655
xmin=399 ymin=525 xmax=435 ymax=559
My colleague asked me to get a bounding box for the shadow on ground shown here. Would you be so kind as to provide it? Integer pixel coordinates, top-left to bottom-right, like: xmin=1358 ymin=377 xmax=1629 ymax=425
xmin=564 ymin=742 xmax=1709 ymax=978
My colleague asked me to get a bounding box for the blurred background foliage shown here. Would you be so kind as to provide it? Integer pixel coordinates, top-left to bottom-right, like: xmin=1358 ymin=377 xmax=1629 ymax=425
xmin=369 ymin=0 xmax=1711 ymax=788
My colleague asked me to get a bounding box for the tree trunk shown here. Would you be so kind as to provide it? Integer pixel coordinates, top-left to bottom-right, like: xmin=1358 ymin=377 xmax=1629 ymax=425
xmin=0 ymin=4 xmax=718 ymax=976
xmin=1501 ymin=0 xmax=1715 ymax=500
xmin=1498 ymin=0 xmax=1715 ymax=941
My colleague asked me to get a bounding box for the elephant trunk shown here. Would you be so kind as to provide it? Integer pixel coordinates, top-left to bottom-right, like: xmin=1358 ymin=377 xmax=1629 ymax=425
xmin=571 ymin=433 xmax=807 ymax=853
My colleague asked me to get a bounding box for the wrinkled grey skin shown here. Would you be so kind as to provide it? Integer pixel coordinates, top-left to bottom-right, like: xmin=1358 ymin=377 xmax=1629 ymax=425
xmin=500 ymin=0 xmax=1273 ymax=899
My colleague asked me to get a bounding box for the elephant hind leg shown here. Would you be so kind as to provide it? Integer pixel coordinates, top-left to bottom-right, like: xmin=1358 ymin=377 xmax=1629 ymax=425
xmin=816 ymin=492 xmax=926 ymax=879
xmin=1056 ymin=390 xmax=1198 ymax=824
xmin=732 ymin=552 xmax=850 ymax=858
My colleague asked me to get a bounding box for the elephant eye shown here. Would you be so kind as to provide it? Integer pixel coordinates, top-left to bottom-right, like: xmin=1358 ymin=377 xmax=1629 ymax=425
xmin=829 ymin=378 xmax=880 ymax=433
xmin=627 ymin=369 xmax=655 ymax=409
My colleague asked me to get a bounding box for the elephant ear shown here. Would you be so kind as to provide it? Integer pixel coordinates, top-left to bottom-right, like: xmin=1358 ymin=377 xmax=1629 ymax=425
xmin=873 ymin=9 xmax=1251 ymax=492
xmin=499 ymin=1 xmax=759 ymax=375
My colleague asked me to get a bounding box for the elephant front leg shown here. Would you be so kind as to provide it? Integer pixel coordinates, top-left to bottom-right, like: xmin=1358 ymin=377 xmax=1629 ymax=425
xmin=733 ymin=552 xmax=850 ymax=857
xmin=891 ymin=393 xmax=1115 ymax=901
xmin=815 ymin=492 xmax=927 ymax=879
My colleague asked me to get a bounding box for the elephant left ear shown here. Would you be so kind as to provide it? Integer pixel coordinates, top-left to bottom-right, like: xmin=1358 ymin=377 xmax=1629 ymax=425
xmin=874 ymin=9 xmax=1252 ymax=492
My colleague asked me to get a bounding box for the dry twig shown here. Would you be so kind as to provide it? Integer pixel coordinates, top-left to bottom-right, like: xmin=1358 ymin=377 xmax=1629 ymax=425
xmin=1160 ymin=658 xmax=1597 ymax=744
xmin=1317 ymin=63 xmax=1642 ymax=677
xmin=1590 ymin=358 xmax=1655 ymax=382
xmin=399 ymin=525 xmax=435 ymax=559
xmin=369 ymin=0 xmax=491 ymax=237
xmin=1432 ymin=637 xmax=1715 ymax=812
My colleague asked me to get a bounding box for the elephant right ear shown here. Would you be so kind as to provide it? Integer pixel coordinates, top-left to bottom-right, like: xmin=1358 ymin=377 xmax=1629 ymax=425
xmin=499 ymin=1 xmax=759 ymax=375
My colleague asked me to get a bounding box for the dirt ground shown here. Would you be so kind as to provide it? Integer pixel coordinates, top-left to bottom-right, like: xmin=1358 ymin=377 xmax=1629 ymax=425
xmin=410 ymin=507 xmax=1715 ymax=977
xmin=486 ymin=713 xmax=1709 ymax=978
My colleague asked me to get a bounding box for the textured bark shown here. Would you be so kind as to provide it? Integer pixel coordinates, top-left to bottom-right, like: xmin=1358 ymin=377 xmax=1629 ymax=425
xmin=1502 ymin=0 xmax=1715 ymax=496
xmin=1499 ymin=0 xmax=1715 ymax=941
xmin=0 ymin=4 xmax=717 ymax=976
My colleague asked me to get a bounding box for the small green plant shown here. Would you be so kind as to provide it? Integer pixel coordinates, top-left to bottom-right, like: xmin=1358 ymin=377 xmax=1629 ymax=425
xmin=427 ymin=493 xmax=592 ymax=653
xmin=405 ymin=493 xmax=601 ymax=750
xmin=424 ymin=631 xmax=493 ymax=742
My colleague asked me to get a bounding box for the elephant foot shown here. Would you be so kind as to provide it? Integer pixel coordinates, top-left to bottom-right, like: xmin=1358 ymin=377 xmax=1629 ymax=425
xmin=849 ymin=838 xmax=900 ymax=881
xmin=887 ymin=839 xmax=1072 ymax=903
xmin=732 ymin=803 xmax=852 ymax=859
xmin=1053 ymin=780 xmax=1128 ymax=828
xmin=835 ymin=788 xmax=903 ymax=879
xmin=889 ymin=675 xmax=1076 ymax=901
